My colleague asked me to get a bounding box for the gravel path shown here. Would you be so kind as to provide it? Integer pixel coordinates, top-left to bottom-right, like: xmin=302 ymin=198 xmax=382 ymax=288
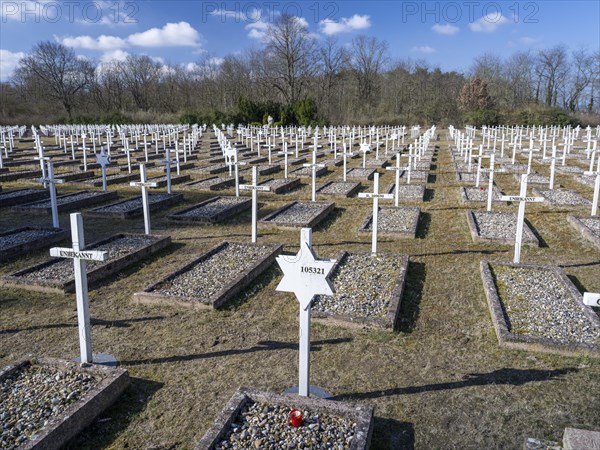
xmin=267 ymin=202 xmax=328 ymax=224
xmin=17 ymin=235 xmax=154 ymax=282
xmin=574 ymin=174 xmax=597 ymax=187
xmin=0 ymin=229 xmax=60 ymax=251
xmin=93 ymin=194 xmax=173 ymax=212
xmin=471 ymin=211 xmax=537 ymax=242
xmin=493 ymin=265 xmax=600 ymax=344
xmin=0 ymin=363 xmax=97 ymax=449
xmin=313 ymin=253 xmax=405 ymax=318
xmin=364 ymin=207 xmax=418 ymax=233
xmin=579 ymin=217 xmax=600 ymax=237
xmin=154 ymin=243 xmax=272 ymax=299
xmin=462 ymin=187 xmax=502 ymax=202
xmin=175 ymin=197 xmax=247 ymax=218
xmin=536 ymin=189 xmax=591 ymax=206
xmin=216 ymin=401 xmax=355 ymax=450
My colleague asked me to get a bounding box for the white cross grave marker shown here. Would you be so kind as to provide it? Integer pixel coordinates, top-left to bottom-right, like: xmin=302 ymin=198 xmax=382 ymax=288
xmin=239 ymin=166 xmax=270 ymax=243
xmin=303 ymin=150 xmax=325 ymax=202
xmin=478 ymin=153 xmax=504 ymax=211
xmin=130 ymin=164 xmax=158 ymax=235
xmin=276 ymin=228 xmax=336 ymax=397
xmin=500 ymin=174 xmax=544 ymax=263
xmin=162 ymin=147 xmax=178 ymax=194
xmin=278 ymin=142 xmax=293 ymax=179
xmin=50 ymin=213 xmax=108 ymax=365
xmin=358 ymin=172 xmax=394 ymax=255
xmin=386 ymin=152 xmax=411 ymax=207
xmin=584 ymin=156 xmax=600 ymax=216
xmin=96 ymin=147 xmax=111 ymax=192
xmin=360 ymin=142 xmax=370 ymax=169
xmin=39 ymin=161 xmax=65 ymax=228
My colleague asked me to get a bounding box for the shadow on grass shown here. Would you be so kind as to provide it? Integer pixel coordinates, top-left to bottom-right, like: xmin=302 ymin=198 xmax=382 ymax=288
xmin=332 ymin=367 xmax=578 ymax=401
xmin=566 ymin=274 xmax=589 ymax=294
xmin=371 ymin=417 xmax=415 ymax=450
xmin=424 ymin=188 xmax=435 ymax=202
xmin=412 ymin=248 xmax=509 ymax=258
xmin=415 ymin=212 xmax=431 ymax=239
xmin=398 ymin=261 xmax=425 ymax=333
xmin=560 ymin=260 xmax=600 ymax=268
xmin=427 ymin=173 xmax=437 ymax=184
xmin=64 ymin=377 xmax=164 ymax=450
xmin=314 ymin=207 xmax=345 ymax=232
xmin=0 ymin=315 xmax=167 ymax=335
xmin=119 ymin=338 xmax=353 ymax=366
xmin=524 ymin=218 xmax=549 ymax=248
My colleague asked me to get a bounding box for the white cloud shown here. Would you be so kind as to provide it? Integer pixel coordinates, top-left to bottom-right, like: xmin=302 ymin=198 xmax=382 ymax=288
xmin=61 ymin=34 xmax=127 ymax=50
xmin=469 ymin=13 xmax=508 ymax=32
xmin=411 ymin=46 xmax=436 ymax=54
xmin=208 ymin=57 xmax=225 ymax=66
xmin=432 ymin=23 xmax=459 ymax=35
xmin=128 ymin=21 xmax=200 ymax=47
xmin=519 ymin=36 xmax=540 ymax=45
xmin=100 ymin=49 xmax=129 ymax=63
xmin=0 ymin=49 xmax=26 ymax=81
xmin=319 ymin=14 xmax=371 ymax=35
xmin=246 ymin=20 xmax=270 ymax=41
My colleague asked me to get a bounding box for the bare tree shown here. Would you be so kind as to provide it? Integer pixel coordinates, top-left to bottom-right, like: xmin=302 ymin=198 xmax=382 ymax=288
xmin=317 ymin=37 xmax=346 ymax=116
xmin=117 ymin=55 xmax=162 ymax=111
xmin=347 ymin=35 xmax=388 ymax=106
xmin=535 ymin=45 xmax=569 ymax=106
xmin=15 ymin=41 xmax=95 ymax=118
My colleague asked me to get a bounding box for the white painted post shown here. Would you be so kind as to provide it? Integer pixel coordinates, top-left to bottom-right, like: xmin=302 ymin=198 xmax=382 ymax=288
xmin=161 ymin=147 xmax=177 ymax=194
xmin=303 ymin=150 xmax=325 ymax=202
xmin=358 ymin=172 xmax=394 ymax=255
xmin=386 ymin=152 xmax=410 ymax=207
xmin=360 ymin=143 xmax=370 ymax=169
xmin=39 ymin=161 xmax=65 ymax=228
xmin=583 ymin=292 xmax=600 ymax=307
xmin=278 ymin=142 xmax=293 ymax=179
xmin=130 ymin=164 xmax=158 ymax=235
xmin=500 ymin=174 xmax=544 ymax=263
xmin=49 ymin=213 xmax=108 ymax=364
xmin=239 ymin=166 xmax=270 ymax=243
xmin=96 ymin=147 xmax=111 ymax=192
xmin=477 ymin=153 xmax=504 ymax=212
xmin=548 ymin=146 xmax=558 ymax=190
xmin=275 ymin=228 xmax=336 ymax=397
xmin=584 ymin=156 xmax=600 ymax=216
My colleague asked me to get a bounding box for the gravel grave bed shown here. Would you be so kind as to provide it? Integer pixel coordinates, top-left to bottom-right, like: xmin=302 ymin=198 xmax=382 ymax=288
xmin=456 ymin=172 xmax=488 ymax=183
xmin=15 ymin=235 xmax=156 ymax=283
xmin=361 ymin=206 xmax=420 ymax=236
xmin=0 ymin=229 xmax=62 ymax=251
xmin=171 ymin=197 xmax=248 ymax=219
xmin=16 ymin=191 xmax=106 ymax=209
xmin=502 ymin=163 xmax=528 ymax=173
xmin=91 ymin=193 xmax=174 ymax=213
xmin=0 ymin=189 xmax=46 ymax=201
xmin=579 ymin=217 xmax=600 ymax=236
xmin=152 ymin=243 xmax=273 ymax=299
xmin=574 ymin=174 xmax=597 ymax=187
xmin=0 ymin=189 xmax=48 ymax=207
xmin=513 ymin=173 xmax=550 ymax=184
xmin=386 ymin=184 xmax=425 ymax=200
xmin=313 ymin=253 xmax=406 ymax=320
xmin=81 ymin=173 xmax=135 ymax=184
xmin=316 ymin=181 xmax=361 ymax=196
xmin=214 ymin=400 xmax=356 ymax=450
xmin=532 ymin=188 xmax=591 ymax=206
xmin=344 ymin=168 xmax=375 ymax=180
xmin=469 ymin=211 xmax=537 ymax=243
xmin=261 ymin=202 xmax=332 ymax=225
xmin=462 ymin=186 xmax=502 ymax=202
xmin=556 ymin=165 xmax=584 ymax=174
xmin=0 ymin=362 xmax=98 ymax=449
xmin=288 ymin=166 xmax=328 ymax=177
xmin=184 ymin=177 xmax=238 ymax=190
xmin=491 ymin=265 xmax=600 ymax=344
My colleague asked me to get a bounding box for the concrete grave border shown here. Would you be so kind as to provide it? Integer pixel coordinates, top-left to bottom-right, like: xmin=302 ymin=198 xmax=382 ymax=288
xmin=567 ymin=215 xmax=600 ymax=250
xmin=194 ymin=387 xmax=373 ymax=450
xmin=2 ymin=233 xmax=171 ymax=293
xmin=133 ymin=242 xmax=282 ymax=310
xmin=78 ymin=173 xmax=138 ymax=187
xmin=465 ymin=210 xmax=540 ymax=246
xmin=260 ymin=178 xmax=301 ymax=194
xmin=385 ymin=184 xmax=425 ymax=201
xmin=0 ymin=170 xmax=42 ymax=182
xmin=359 ymin=206 xmax=420 ymax=238
xmin=532 ymin=187 xmax=591 ymax=207
xmin=182 ymin=176 xmax=240 ymax=191
xmin=288 ymin=166 xmax=328 ymax=178
xmin=345 ymin=168 xmax=376 ymax=180
xmin=312 ymin=251 xmax=409 ymax=330
xmin=1 ymin=356 xmax=129 ymax=450
xmin=480 ymin=260 xmax=600 ymax=358
xmin=316 ymin=181 xmax=362 ymax=198
xmin=167 ymin=196 xmax=252 ymax=224
xmin=260 ymin=201 xmax=335 ymax=228
xmin=0 ymin=227 xmax=68 ymax=263
xmin=146 ymin=174 xmax=191 ymax=188
xmin=459 ymin=186 xmax=503 ymax=204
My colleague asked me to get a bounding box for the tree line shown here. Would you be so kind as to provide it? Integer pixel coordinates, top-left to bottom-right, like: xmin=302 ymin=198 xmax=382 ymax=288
xmin=1 ymin=14 xmax=598 ymax=126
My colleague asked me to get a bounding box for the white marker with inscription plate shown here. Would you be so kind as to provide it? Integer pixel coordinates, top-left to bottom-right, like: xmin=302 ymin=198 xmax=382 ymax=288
xmin=359 ymin=172 xmax=394 ymax=255
xmin=50 ymin=213 xmax=108 ymax=365
xmin=276 ymin=228 xmax=336 ymax=397
xmin=130 ymin=164 xmax=158 ymax=235
xmin=239 ymin=166 xmax=270 ymax=243
xmin=583 ymin=292 xmax=600 ymax=307
xmin=39 ymin=162 xmax=65 ymax=228
xmin=478 ymin=153 xmax=504 ymax=211
xmin=500 ymin=174 xmax=544 ymax=263
xmin=303 ymin=150 xmax=325 ymax=202
xmin=584 ymin=155 xmax=600 ymax=216
xmin=95 ymin=147 xmax=111 ymax=192
xmin=360 ymin=142 xmax=370 ymax=169
xmin=278 ymin=142 xmax=293 ymax=179
xmin=386 ymin=152 xmax=411 ymax=207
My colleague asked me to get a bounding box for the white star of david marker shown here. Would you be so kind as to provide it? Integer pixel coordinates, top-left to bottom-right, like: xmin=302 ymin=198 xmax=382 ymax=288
xmin=276 ymin=232 xmax=336 ymax=310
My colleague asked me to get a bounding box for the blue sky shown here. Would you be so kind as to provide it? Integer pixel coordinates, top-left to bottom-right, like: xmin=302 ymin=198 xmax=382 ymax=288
xmin=1 ymin=1 xmax=599 ymax=81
